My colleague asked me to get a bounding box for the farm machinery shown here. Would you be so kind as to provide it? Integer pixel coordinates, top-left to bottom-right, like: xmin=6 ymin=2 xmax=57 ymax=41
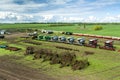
xmin=59 ymin=36 xmax=66 ymax=43
xmin=37 ymin=35 xmax=44 ymax=40
xmin=99 ymin=40 xmax=115 ymax=51
xmin=51 ymin=36 xmax=58 ymax=42
xmin=0 ymin=44 xmax=21 ymax=51
xmin=85 ymin=38 xmax=98 ymax=48
xmin=65 ymin=32 xmax=73 ymax=35
xmin=36 ymin=35 xmax=117 ymax=51
xmin=61 ymin=32 xmax=73 ymax=35
xmin=0 ymin=35 xmax=5 ymax=39
xmin=27 ymin=32 xmax=38 ymax=39
xmin=44 ymin=36 xmax=51 ymax=41
xmin=77 ymin=38 xmax=85 ymax=46
xmin=37 ymin=35 xmax=51 ymax=41
xmin=0 ymin=45 xmax=8 ymax=48
xmin=67 ymin=37 xmax=75 ymax=44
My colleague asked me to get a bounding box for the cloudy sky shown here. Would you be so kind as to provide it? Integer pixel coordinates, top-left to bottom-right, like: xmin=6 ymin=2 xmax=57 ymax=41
xmin=0 ymin=0 xmax=120 ymax=23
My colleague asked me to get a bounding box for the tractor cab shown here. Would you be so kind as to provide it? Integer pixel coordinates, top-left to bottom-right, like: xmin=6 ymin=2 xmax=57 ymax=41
xmin=67 ymin=37 xmax=74 ymax=44
xmin=52 ymin=36 xmax=58 ymax=41
xmin=88 ymin=38 xmax=98 ymax=47
xmin=104 ymin=40 xmax=114 ymax=48
xmin=77 ymin=38 xmax=85 ymax=46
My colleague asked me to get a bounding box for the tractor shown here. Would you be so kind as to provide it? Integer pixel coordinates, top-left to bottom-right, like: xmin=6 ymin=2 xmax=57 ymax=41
xmin=44 ymin=36 xmax=51 ymax=41
xmin=77 ymin=38 xmax=85 ymax=46
xmin=0 ymin=35 xmax=5 ymax=39
xmin=37 ymin=35 xmax=44 ymax=40
xmin=67 ymin=37 xmax=75 ymax=44
xmin=99 ymin=40 xmax=115 ymax=51
xmin=51 ymin=36 xmax=58 ymax=42
xmin=59 ymin=36 xmax=66 ymax=43
xmin=85 ymin=38 xmax=98 ymax=48
xmin=65 ymin=32 xmax=73 ymax=35
xmin=0 ymin=45 xmax=8 ymax=48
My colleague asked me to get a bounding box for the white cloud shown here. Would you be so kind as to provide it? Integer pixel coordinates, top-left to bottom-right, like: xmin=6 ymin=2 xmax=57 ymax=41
xmin=101 ymin=15 xmax=120 ymax=22
xmin=84 ymin=16 xmax=98 ymax=22
xmin=0 ymin=0 xmax=120 ymax=23
xmin=0 ymin=0 xmax=47 ymax=13
xmin=0 ymin=11 xmax=35 ymax=23
xmin=1 ymin=11 xmax=120 ymax=23
xmin=88 ymin=0 xmax=120 ymax=7
xmin=42 ymin=15 xmax=54 ymax=21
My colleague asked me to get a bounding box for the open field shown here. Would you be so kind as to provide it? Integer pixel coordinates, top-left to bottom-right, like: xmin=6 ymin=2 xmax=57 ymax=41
xmin=0 ymin=23 xmax=120 ymax=80
xmin=0 ymin=38 xmax=120 ymax=80
xmin=1 ymin=23 xmax=120 ymax=37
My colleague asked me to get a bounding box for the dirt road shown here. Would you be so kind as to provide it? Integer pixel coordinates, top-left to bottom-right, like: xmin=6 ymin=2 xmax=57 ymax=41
xmin=0 ymin=55 xmax=55 ymax=80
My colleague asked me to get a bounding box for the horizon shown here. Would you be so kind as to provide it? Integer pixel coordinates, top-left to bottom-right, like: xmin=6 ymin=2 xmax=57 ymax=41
xmin=0 ymin=0 xmax=120 ymax=23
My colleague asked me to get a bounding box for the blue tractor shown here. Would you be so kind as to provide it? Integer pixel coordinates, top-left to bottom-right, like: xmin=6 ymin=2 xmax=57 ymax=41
xmin=77 ymin=38 xmax=85 ymax=46
xmin=52 ymin=36 xmax=58 ymax=42
xmin=67 ymin=37 xmax=75 ymax=44
xmin=59 ymin=36 xmax=66 ymax=43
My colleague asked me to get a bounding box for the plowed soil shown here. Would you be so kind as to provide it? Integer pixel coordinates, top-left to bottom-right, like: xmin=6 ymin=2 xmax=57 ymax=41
xmin=0 ymin=55 xmax=55 ymax=80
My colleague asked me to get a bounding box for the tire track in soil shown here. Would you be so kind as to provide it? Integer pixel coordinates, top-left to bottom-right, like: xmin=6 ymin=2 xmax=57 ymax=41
xmin=87 ymin=65 xmax=120 ymax=75
xmin=0 ymin=68 xmax=31 ymax=80
xmin=108 ymin=74 xmax=120 ymax=80
xmin=83 ymin=65 xmax=120 ymax=80
xmin=0 ymin=56 xmax=55 ymax=80
xmin=107 ymin=68 xmax=120 ymax=80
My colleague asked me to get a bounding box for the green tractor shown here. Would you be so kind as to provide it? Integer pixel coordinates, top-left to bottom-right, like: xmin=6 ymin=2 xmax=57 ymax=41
xmin=0 ymin=45 xmax=8 ymax=48
xmin=37 ymin=35 xmax=44 ymax=40
xmin=44 ymin=36 xmax=51 ymax=41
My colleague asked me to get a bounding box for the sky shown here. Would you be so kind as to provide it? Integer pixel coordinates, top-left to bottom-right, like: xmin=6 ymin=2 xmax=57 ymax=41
xmin=0 ymin=0 xmax=120 ymax=23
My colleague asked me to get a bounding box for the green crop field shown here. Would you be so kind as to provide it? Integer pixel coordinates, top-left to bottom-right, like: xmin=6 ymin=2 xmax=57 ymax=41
xmin=0 ymin=23 xmax=120 ymax=80
xmin=0 ymin=23 xmax=120 ymax=37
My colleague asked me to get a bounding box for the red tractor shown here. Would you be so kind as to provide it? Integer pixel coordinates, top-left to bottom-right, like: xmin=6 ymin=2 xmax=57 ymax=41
xmin=85 ymin=39 xmax=98 ymax=48
xmin=99 ymin=40 xmax=115 ymax=51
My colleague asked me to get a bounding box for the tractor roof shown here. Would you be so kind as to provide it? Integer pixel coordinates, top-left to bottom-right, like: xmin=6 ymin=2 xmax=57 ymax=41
xmin=59 ymin=36 xmax=65 ymax=38
xmin=77 ymin=38 xmax=85 ymax=40
xmin=52 ymin=36 xmax=58 ymax=37
xmin=68 ymin=37 xmax=74 ymax=39
xmin=89 ymin=38 xmax=98 ymax=41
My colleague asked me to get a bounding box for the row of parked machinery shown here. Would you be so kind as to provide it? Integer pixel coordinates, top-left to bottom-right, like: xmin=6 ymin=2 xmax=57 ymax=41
xmin=37 ymin=35 xmax=115 ymax=51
